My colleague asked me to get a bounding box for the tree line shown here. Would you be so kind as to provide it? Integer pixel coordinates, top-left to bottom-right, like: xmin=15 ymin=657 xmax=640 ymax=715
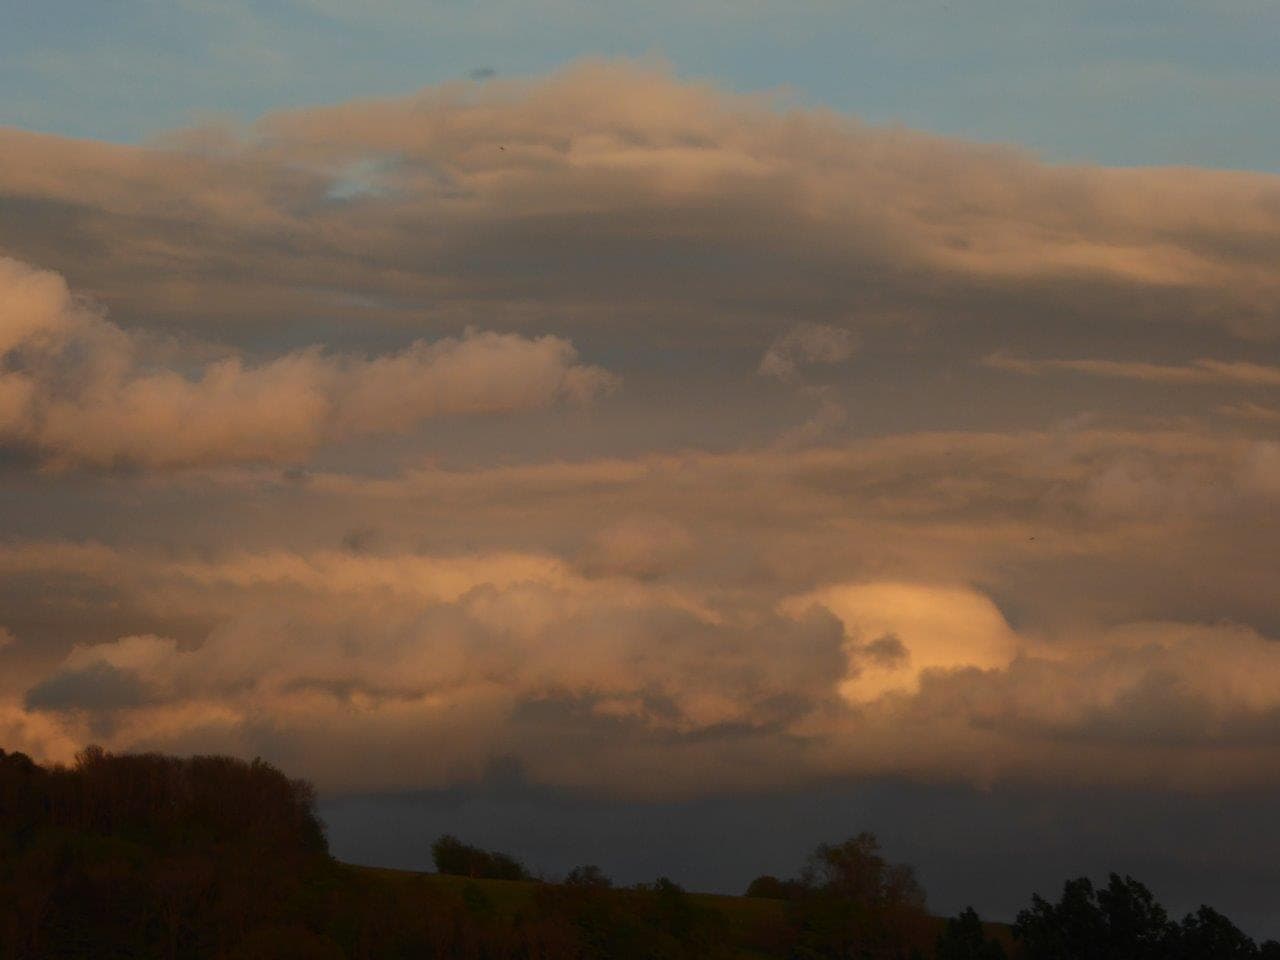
xmin=1009 ymin=873 xmax=1280 ymax=960
xmin=739 ymin=833 xmax=1279 ymax=959
xmin=0 ymin=745 xmax=328 ymax=959
xmin=433 ymin=829 xmax=1280 ymax=959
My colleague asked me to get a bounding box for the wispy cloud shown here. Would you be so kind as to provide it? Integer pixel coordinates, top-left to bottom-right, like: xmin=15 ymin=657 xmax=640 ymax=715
xmin=759 ymin=323 xmax=856 ymax=382
xmin=986 ymin=353 xmax=1280 ymax=387
xmin=1220 ymin=400 xmax=1280 ymax=422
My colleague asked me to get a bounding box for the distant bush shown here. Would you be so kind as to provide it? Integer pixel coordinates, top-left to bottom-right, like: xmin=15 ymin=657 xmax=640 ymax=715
xmin=565 ymin=863 xmax=613 ymax=888
xmin=431 ymin=833 xmax=530 ymax=881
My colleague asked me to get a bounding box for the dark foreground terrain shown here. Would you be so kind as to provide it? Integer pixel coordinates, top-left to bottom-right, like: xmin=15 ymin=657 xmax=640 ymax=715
xmin=1 ymin=746 xmax=1271 ymax=959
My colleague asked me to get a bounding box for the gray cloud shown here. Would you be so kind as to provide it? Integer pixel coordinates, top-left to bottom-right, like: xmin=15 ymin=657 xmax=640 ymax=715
xmin=25 ymin=660 xmax=157 ymax=714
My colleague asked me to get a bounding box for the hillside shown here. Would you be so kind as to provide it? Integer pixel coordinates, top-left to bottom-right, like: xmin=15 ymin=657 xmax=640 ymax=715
xmin=340 ymin=864 xmax=1019 ymax=959
xmin=2 ymin=745 xmax=958 ymax=959
xmin=4 ymin=746 xmax=1269 ymax=959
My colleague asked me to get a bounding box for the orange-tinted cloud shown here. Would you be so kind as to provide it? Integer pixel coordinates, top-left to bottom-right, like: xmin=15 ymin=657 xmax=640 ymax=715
xmin=3 ymin=419 xmax=1280 ymax=793
xmin=783 ymin=582 xmax=1020 ymax=703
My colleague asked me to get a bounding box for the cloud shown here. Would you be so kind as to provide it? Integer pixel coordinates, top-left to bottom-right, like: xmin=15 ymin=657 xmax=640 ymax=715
xmin=987 ymin=353 xmax=1280 ymax=387
xmin=0 ymin=697 xmax=82 ymax=767
xmin=24 ymin=661 xmax=157 ymax=715
xmin=11 ymin=544 xmax=847 ymax=792
xmin=4 ymin=418 xmax=1280 ymax=793
xmin=759 ymin=323 xmax=856 ymax=382
xmin=5 ymin=62 xmax=1280 ymax=799
xmin=578 ymin=514 xmax=695 ymax=580
xmin=0 ymin=257 xmax=615 ymax=468
xmin=758 ymin=323 xmax=856 ymax=447
xmin=783 ymin=581 xmax=1020 ymax=703
xmin=790 ymin=614 xmax=1280 ymax=790
xmin=1220 ymin=400 xmax=1280 ymax=423
xmin=13 ymin=537 xmax=1280 ymax=793
xmin=3 ymin=59 xmax=1280 ymax=357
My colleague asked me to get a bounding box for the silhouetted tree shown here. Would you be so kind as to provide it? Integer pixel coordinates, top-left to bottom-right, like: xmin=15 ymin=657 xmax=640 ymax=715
xmin=1096 ymin=873 xmax=1171 ymax=959
xmin=1168 ymin=905 xmax=1260 ymax=960
xmin=788 ymin=832 xmax=931 ymax=959
xmin=937 ymin=907 xmax=1007 ymax=960
xmin=1015 ymin=877 xmax=1110 ymax=959
xmin=805 ymin=833 xmax=891 ymax=903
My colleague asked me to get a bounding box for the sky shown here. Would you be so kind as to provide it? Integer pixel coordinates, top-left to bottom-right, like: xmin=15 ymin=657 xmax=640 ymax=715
xmin=4 ymin=0 xmax=1280 ymax=937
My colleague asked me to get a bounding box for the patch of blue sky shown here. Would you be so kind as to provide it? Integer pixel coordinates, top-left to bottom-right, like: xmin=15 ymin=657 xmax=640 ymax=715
xmin=2 ymin=0 xmax=1279 ymax=170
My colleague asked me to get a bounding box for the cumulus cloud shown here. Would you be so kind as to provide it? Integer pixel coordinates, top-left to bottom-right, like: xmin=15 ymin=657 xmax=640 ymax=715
xmin=783 ymin=581 xmax=1020 ymax=703
xmin=0 ymin=257 xmax=614 ymax=468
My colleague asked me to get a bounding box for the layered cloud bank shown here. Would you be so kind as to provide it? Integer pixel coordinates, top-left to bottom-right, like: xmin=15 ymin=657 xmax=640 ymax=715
xmin=2 ymin=62 xmax=1280 ymax=796
xmin=4 ymin=425 xmax=1280 ymax=794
